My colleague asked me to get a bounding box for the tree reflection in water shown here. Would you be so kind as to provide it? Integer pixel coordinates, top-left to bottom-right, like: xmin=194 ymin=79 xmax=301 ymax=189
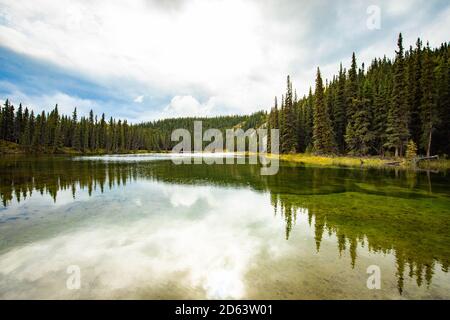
xmin=0 ymin=156 xmax=449 ymax=294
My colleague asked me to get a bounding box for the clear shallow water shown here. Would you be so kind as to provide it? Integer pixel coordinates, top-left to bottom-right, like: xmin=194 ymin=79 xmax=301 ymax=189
xmin=0 ymin=155 xmax=449 ymax=299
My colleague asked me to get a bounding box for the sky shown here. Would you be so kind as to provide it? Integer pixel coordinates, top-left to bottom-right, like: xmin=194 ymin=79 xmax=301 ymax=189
xmin=0 ymin=0 xmax=449 ymax=123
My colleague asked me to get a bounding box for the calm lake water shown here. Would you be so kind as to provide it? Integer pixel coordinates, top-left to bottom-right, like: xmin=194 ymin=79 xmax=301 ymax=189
xmin=0 ymin=154 xmax=449 ymax=299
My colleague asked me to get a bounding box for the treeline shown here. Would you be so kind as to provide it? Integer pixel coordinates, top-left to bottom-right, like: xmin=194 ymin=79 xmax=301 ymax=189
xmin=2 ymin=33 xmax=447 ymax=156
xmin=138 ymin=111 xmax=267 ymax=150
xmin=0 ymin=100 xmax=267 ymax=153
xmin=0 ymin=104 xmax=159 ymax=152
xmin=268 ymin=34 xmax=450 ymax=157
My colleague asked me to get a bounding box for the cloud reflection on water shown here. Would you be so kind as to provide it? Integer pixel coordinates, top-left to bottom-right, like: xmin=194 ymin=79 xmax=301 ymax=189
xmin=0 ymin=182 xmax=286 ymax=299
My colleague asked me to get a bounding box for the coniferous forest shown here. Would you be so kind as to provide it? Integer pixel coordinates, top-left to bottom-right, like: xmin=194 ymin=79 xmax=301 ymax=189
xmin=1 ymin=34 xmax=449 ymax=157
xmin=269 ymin=34 xmax=450 ymax=157
xmin=0 ymin=102 xmax=266 ymax=153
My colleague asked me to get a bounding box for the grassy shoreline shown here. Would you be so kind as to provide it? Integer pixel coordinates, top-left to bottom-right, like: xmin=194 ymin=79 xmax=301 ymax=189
xmin=266 ymin=153 xmax=450 ymax=171
xmin=2 ymin=140 xmax=449 ymax=170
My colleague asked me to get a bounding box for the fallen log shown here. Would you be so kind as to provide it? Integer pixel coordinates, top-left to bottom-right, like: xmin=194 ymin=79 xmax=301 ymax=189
xmin=415 ymin=155 xmax=439 ymax=162
xmin=385 ymin=161 xmax=401 ymax=166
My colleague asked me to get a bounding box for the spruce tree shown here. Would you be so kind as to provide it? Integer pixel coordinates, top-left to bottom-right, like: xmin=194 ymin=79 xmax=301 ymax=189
xmin=313 ymin=68 xmax=336 ymax=154
xmin=434 ymin=44 xmax=450 ymax=155
xmin=14 ymin=104 xmax=23 ymax=143
xmin=373 ymin=78 xmax=389 ymax=156
xmin=407 ymin=39 xmax=423 ymax=146
xmin=351 ymin=80 xmax=374 ymax=155
xmin=267 ymin=96 xmax=278 ymax=153
xmin=420 ymin=43 xmax=438 ymax=157
xmin=333 ymin=64 xmax=347 ymax=153
xmin=303 ymin=88 xmax=314 ymax=150
xmin=72 ymin=108 xmax=81 ymax=150
xmin=89 ymin=109 xmax=95 ymax=149
xmin=386 ymin=33 xmax=409 ymax=156
xmin=281 ymin=75 xmax=297 ymax=153
xmin=345 ymin=52 xmax=360 ymax=154
xmin=20 ymin=112 xmax=31 ymax=147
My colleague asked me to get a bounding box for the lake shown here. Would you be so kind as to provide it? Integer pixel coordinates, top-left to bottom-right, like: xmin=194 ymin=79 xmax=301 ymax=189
xmin=0 ymin=154 xmax=449 ymax=299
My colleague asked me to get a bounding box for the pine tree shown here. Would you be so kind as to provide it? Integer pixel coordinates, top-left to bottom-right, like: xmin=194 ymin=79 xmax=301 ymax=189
xmin=333 ymin=64 xmax=347 ymax=153
xmin=407 ymin=39 xmax=423 ymax=146
xmin=53 ymin=121 xmax=63 ymax=152
xmin=420 ymin=43 xmax=438 ymax=157
xmin=303 ymin=88 xmax=314 ymax=150
xmin=32 ymin=113 xmax=42 ymax=147
xmin=20 ymin=111 xmax=32 ymax=147
xmin=350 ymin=79 xmax=374 ymax=155
xmin=313 ymin=68 xmax=336 ymax=154
xmin=296 ymin=95 xmax=306 ymax=152
xmin=281 ymin=75 xmax=297 ymax=153
xmin=72 ymin=109 xmax=81 ymax=150
xmin=1 ymin=100 xmax=15 ymax=141
xmin=100 ymin=113 xmax=106 ymax=149
xmin=434 ymin=44 xmax=450 ymax=155
xmin=373 ymin=78 xmax=389 ymax=155
xmin=345 ymin=53 xmax=360 ymax=153
xmin=347 ymin=53 xmax=359 ymax=119
xmin=82 ymin=118 xmax=89 ymax=151
xmin=39 ymin=111 xmax=48 ymax=146
xmin=267 ymin=96 xmax=278 ymax=153
xmin=89 ymin=109 xmax=95 ymax=149
xmin=14 ymin=103 xmax=23 ymax=143
xmin=386 ymin=33 xmax=409 ymax=156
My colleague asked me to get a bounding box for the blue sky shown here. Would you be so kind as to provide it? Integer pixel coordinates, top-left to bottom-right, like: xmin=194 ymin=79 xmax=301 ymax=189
xmin=0 ymin=0 xmax=449 ymax=123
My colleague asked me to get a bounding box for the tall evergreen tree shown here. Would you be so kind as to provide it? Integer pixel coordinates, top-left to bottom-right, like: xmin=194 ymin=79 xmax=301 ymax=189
xmin=350 ymin=79 xmax=374 ymax=155
xmin=303 ymin=88 xmax=314 ymax=150
xmin=281 ymin=75 xmax=297 ymax=153
xmin=72 ymin=108 xmax=81 ymax=150
xmin=14 ymin=104 xmax=23 ymax=143
xmin=313 ymin=68 xmax=336 ymax=154
xmin=386 ymin=33 xmax=409 ymax=156
xmin=345 ymin=52 xmax=360 ymax=153
xmin=420 ymin=43 xmax=438 ymax=157
xmin=407 ymin=39 xmax=423 ymax=146
xmin=434 ymin=44 xmax=450 ymax=155
xmin=333 ymin=64 xmax=347 ymax=153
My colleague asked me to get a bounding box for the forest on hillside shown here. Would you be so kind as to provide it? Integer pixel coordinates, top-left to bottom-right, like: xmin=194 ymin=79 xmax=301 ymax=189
xmin=268 ymin=34 xmax=449 ymax=157
xmin=0 ymin=101 xmax=266 ymax=153
xmin=0 ymin=34 xmax=448 ymax=156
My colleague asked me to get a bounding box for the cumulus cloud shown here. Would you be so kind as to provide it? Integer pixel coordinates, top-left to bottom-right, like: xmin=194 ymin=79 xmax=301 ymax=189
xmin=0 ymin=0 xmax=448 ymax=118
xmin=164 ymin=95 xmax=215 ymax=118
xmin=0 ymin=183 xmax=290 ymax=299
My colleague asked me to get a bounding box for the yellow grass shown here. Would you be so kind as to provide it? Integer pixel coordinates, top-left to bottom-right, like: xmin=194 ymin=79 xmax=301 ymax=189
xmin=0 ymin=139 xmax=23 ymax=154
xmin=263 ymin=153 xmax=450 ymax=170
xmin=272 ymin=153 xmax=386 ymax=168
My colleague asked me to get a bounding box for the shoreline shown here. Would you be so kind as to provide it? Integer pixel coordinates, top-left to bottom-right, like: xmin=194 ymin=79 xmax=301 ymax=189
xmin=1 ymin=140 xmax=448 ymax=171
xmin=267 ymin=153 xmax=450 ymax=171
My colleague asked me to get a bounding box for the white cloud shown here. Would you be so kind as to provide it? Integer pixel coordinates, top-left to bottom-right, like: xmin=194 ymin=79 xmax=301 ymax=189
xmin=0 ymin=86 xmax=99 ymax=117
xmin=164 ymin=95 xmax=215 ymax=118
xmin=0 ymin=183 xmax=289 ymax=299
xmin=0 ymin=0 xmax=448 ymax=116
